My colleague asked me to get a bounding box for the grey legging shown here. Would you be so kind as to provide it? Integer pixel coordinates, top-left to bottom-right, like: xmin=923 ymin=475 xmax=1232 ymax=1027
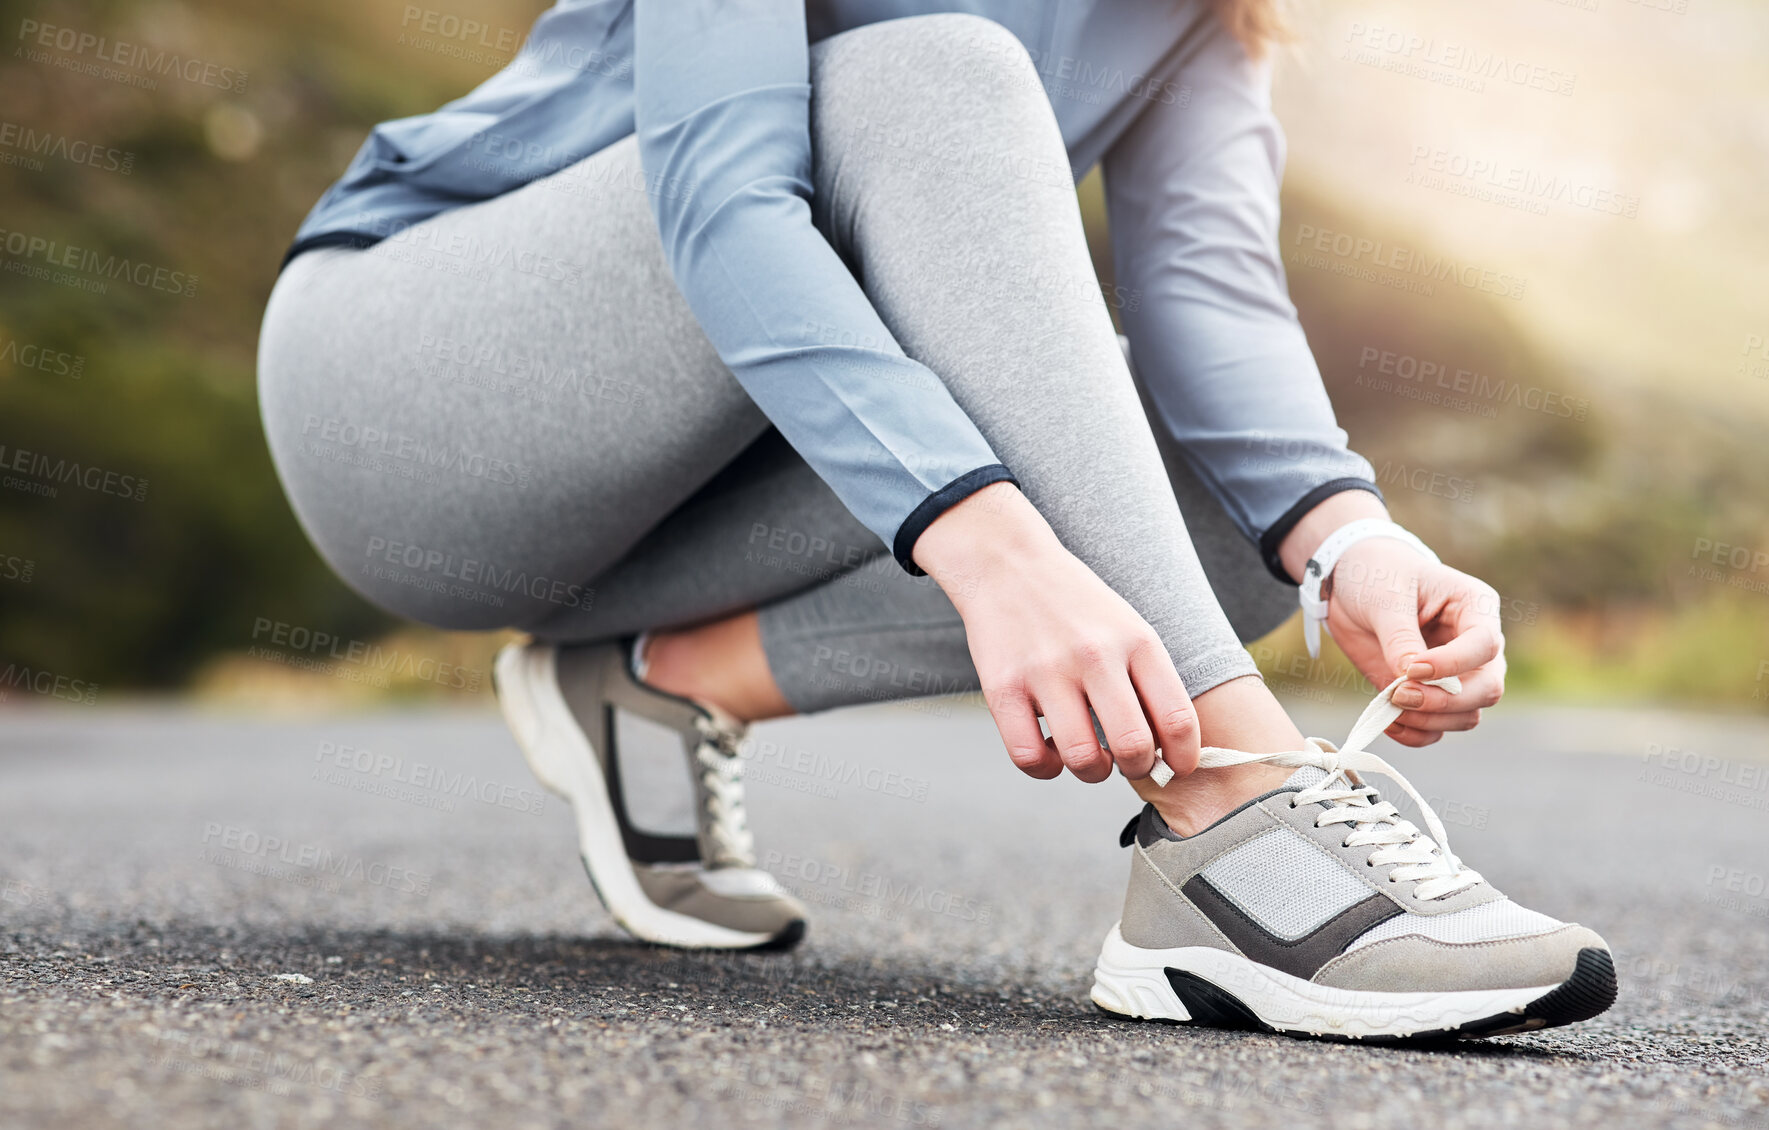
xmin=256 ymin=15 xmax=1294 ymax=714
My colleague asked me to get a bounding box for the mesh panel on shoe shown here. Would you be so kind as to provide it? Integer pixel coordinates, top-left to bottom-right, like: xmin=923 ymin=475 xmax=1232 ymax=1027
xmin=1198 ymin=827 xmax=1370 ymax=941
xmin=1282 ymin=766 xmax=1329 ymax=791
xmin=1343 ymin=897 xmax=1563 ymax=953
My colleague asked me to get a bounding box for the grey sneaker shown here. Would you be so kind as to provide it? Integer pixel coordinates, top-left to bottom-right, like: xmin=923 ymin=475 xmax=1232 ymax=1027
xmin=494 ymin=639 xmax=806 ymax=949
xmin=1092 ymin=677 xmax=1616 ymax=1041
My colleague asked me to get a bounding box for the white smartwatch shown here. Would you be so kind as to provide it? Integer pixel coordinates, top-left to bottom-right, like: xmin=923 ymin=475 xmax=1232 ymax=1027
xmin=1298 ymin=519 xmax=1438 ymax=659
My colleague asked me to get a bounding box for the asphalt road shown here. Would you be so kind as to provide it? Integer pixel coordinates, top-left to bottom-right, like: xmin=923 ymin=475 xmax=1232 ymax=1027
xmin=3 ymin=688 xmax=1767 ymax=1130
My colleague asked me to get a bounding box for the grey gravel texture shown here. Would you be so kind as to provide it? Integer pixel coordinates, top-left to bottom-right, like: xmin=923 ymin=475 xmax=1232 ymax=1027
xmin=2 ymin=690 xmax=1767 ymax=1130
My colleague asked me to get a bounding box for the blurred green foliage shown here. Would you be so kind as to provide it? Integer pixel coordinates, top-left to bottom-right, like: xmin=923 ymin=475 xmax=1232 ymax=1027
xmin=0 ymin=0 xmax=1763 ymax=703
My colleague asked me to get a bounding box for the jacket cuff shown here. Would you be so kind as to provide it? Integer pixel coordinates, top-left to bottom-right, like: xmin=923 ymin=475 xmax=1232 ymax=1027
xmin=1257 ymin=478 xmax=1385 ymax=585
xmin=892 ymin=464 xmax=1019 ymax=576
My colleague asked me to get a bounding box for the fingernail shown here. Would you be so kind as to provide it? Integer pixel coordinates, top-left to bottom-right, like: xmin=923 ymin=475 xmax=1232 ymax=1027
xmin=1406 ymin=660 xmax=1434 ymax=680
xmin=1392 ymin=684 xmax=1425 ymax=708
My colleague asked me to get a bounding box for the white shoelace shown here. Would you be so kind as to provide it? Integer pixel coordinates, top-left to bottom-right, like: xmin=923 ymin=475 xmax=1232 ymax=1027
xmin=1148 ymin=675 xmax=1483 ymax=900
xmin=692 ymin=714 xmax=756 ymax=868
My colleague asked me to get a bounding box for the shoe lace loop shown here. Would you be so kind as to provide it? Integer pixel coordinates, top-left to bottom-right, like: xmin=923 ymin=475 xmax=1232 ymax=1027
xmin=1151 ymin=675 xmax=1483 ymax=900
xmin=692 ymin=713 xmax=755 ymax=868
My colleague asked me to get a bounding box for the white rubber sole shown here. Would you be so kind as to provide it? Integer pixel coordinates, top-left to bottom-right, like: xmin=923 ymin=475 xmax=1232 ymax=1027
xmin=1090 ymin=924 xmax=1557 ymax=1040
xmin=494 ymin=643 xmax=784 ymax=950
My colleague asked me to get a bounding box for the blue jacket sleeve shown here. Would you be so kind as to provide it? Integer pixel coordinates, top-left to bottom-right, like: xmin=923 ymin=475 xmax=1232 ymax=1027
xmin=1102 ymin=21 xmax=1380 ymax=583
xmin=633 ymin=0 xmax=1014 ymax=571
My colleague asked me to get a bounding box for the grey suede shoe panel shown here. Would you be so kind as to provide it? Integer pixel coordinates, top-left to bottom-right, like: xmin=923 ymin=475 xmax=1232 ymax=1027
xmin=1312 ymin=924 xmax=1608 ymax=993
xmin=633 ymin=866 xmax=808 ymax=936
xmin=557 ymin=641 xmax=702 ymax=739
xmin=1260 ymin=794 xmax=1503 ymax=918
xmin=1118 ymin=848 xmax=1241 ymax=953
xmin=557 ymin=640 xmax=754 ymax=868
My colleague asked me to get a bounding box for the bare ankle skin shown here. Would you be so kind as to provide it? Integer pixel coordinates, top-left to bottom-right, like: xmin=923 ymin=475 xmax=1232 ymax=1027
xmin=1130 ymin=675 xmax=1303 ymax=837
xmin=638 ymin=610 xmax=795 ymax=724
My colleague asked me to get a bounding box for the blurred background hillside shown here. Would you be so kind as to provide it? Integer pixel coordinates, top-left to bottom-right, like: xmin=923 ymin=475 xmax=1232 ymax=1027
xmin=1 ymin=0 xmax=1765 ymax=709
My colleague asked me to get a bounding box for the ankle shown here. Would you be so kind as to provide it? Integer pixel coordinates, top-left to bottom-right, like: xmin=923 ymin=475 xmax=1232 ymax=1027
xmin=1133 ymin=674 xmax=1307 ymax=837
xmin=637 ymin=630 xmax=730 ymax=716
xmin=632 ymin=614 xmax=794 ymax=724
xmin=1138 ymin=763 xmax=1293 ymax=837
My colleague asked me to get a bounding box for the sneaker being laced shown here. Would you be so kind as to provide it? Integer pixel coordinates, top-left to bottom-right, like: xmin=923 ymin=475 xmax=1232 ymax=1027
xmin=1098 ymin=675 xmax=1616 ymax=1040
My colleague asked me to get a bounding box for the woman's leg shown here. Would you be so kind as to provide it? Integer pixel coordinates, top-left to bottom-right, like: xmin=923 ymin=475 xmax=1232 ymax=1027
xmin=530 ymin=15 xmax=1265 ymax=694
xmin=259 ymin=134 xmax=796 ymax=632
xmin=259 ymin=14 xmax=1304 ymax=829
xmin=558 ymin=15 xmax=1308 ymax=826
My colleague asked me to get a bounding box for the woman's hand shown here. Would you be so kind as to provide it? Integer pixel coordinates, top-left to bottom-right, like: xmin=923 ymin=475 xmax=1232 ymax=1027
xmin=1280 ymin=491 xmax=1506 ymax=747
xmin=913 ymin=482 xmax=1201 ymax=783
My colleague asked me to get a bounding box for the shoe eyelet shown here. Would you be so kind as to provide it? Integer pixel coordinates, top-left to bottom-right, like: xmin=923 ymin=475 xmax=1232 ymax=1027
xmin=1289 ymin=800 xmax=1298 ymax=809
xmin=1366 ymin=859 xmax=1375 ymax=867
xmin=1341 ymin=840 xmax=1352 ymax=849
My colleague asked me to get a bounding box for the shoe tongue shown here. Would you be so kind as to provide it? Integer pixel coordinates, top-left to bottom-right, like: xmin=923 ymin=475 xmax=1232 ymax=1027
xmin=1282 ymin=765 xmax=1329 ymax=791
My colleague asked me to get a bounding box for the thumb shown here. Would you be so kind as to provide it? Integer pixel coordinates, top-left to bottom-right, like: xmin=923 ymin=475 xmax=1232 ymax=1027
xmin=1370 ymin=579 xmax=1429 ymax=681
